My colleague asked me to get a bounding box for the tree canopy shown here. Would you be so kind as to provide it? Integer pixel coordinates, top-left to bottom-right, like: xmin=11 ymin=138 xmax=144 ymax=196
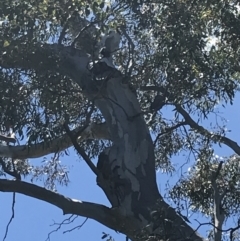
xmin=0 ymin=0 xmax=240 ymax=241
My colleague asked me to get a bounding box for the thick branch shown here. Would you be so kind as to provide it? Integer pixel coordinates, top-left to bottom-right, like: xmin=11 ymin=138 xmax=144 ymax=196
xmin=0 ymin=122 xmax=109 ymax=159
xmin=0 ymin=179 xmax=119 ymax=230
xmin=175 ymin=105 xmax=240 ymax=155
xmin=0 ymin=43 xmax=89 ymax=74
xmin=141 ymin=85 xmax=240 ymax=155
xmin=0 ymin=36 xmax=206 ymax=241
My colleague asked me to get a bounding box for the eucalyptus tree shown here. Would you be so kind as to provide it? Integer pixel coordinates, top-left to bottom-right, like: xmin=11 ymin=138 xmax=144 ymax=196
xmin=0 ymin=0 xmax=240 ymax=241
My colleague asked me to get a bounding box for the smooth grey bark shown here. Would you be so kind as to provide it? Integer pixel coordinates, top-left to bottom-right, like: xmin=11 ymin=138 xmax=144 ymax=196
xmin=0 ymin=179 xmax=122 ymax=231
xmin=0 ymin=42 xmax=204 ymax=241
xmin=211 ymin=163 xmax=225 ymax=241
xmin=0 ymin=122 xmax=109 ymax=159
xmin=212 ymin=180 xmax=225 ymax=241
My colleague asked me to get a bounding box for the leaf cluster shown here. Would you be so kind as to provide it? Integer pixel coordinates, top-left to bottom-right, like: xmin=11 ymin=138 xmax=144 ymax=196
xmin=0 ymin=0 xmax=240 ymax=192
xmin=170 ymin=153 xmax=240 ymax=218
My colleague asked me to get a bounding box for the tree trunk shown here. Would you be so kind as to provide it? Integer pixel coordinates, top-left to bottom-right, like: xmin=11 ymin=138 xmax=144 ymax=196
xmin=0 ymin=43 xmax=204 ymax=241
xmin=86 ymin=75 xmax=203 ymax=241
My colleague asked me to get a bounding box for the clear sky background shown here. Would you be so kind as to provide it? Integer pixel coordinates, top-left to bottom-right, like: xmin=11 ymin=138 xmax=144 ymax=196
xmin=1 ymin=93 xmax=240 ymax=241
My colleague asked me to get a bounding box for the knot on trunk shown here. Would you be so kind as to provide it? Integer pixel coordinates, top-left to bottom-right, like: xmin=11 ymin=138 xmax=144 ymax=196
xmin=96 ymin=147 xmax=131 ymax=207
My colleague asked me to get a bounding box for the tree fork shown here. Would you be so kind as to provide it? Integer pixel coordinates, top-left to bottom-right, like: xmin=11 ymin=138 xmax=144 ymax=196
xmin=0 ymin=42 xmax=204 ymax=241
xmin=90 ymin=76 xmax=203 ymax=240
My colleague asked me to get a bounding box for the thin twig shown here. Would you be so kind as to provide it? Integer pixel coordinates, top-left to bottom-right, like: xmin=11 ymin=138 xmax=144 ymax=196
xmin=46 ymin=215 xmax=77 ymax=241
xmin=192 ymin=220 xmax=240 ymax=239
xmin=141 ymin=86 xmax=240 ymax=156
xmin=63 ymin=218 xmax=88 ymax=234
xmin=175 ymin=104 xmax=240 ymax=155
xmin=3 ymin=192 xmax=16 ymax=241
xmin=63 ymin=123 xmax=99 ymax=176
xmin=119 ymin=26 xmax=135 ymax=76
xmin=153 ymin=121 xmax=187 ymax=146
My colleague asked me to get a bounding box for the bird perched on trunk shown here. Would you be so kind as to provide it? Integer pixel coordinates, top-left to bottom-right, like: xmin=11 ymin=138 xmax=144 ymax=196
xmin=99 ymin=29 xmax=121 ymax=58
xmin=89 ymin=28 xmax=122 ymax=79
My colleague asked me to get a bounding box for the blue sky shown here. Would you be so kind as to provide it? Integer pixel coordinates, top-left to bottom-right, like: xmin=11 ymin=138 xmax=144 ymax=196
xmin=1 ymin=93 xmax=240 ymax=241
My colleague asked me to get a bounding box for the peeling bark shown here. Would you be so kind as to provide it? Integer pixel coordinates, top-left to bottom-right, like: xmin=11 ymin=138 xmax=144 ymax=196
xmin=92 ymin=77 xmax=203 ymax=241
xmin=0 ymin=41 xmax=205 ymax=241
